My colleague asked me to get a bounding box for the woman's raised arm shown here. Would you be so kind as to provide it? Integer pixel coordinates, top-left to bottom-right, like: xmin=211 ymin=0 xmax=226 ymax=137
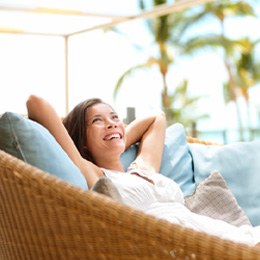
xmin=125 ymin=112 xmax=166 ymax=173
xmin=26 ymin=95 xmax=103 ymax=188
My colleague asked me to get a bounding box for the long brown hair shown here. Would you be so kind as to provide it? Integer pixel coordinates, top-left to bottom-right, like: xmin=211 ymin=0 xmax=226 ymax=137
xmin=63 ymin=98 xmax=104 ymax=162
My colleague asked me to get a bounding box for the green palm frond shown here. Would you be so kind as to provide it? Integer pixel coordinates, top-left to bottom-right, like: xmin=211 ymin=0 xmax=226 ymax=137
xmin=166 ymin=79 xmax=208 ymax=126
xmin=204 ymin=0 xmax=254 ymax=19
xmin=222 ymin=1 xmax=255 ymax=16
xmin=181 ymin=33 xmax=223 ymax=54
xmin=113 ymin=58 xmax=158 ymax=101
xmin=174 ymin=0 xmax=255 ymax=40
xmin=110 ymin=0 xmax=257 ymax=129
xmin=233 ymin=37 xmax=260 ymax=91
xmin=171 ymin=11 xmax=211 ymax=40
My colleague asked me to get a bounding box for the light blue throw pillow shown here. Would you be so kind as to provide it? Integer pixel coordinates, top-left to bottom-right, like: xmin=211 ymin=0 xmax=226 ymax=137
xmin=0 ymin=112 xmax=88 ymax=190
xmin=121 ymin=123 xmax=195 ymax=196
xmin=189 ymin=141 xmax=260 ymax=226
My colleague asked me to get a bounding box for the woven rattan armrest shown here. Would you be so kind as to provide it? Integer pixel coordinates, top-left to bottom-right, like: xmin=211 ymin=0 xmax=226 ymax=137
xmin=0 ymin=150 xmax=259 ymax=259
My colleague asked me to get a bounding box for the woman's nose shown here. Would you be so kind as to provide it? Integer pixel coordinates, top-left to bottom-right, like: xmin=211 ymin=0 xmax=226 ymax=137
xmin=106 ymin=119 xmax=117 ymax=128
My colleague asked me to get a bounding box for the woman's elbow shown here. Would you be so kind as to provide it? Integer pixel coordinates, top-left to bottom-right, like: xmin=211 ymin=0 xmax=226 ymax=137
xmin=157 ymin=111 xmax=166 ymax=124
xmin=26 ymin=95 xmax=42 ymax=107
xmin=26 ymin=95 xmax=45 ymax=119
xmin=159 ymin=111 xmax=166 ymax=119
xmin=153 ymin=111 xmax=167 ymax=131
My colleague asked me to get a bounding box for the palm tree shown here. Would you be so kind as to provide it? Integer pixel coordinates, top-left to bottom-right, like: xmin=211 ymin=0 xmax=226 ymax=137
xmin=234 ymin=38 xmax=260 ymax=138
xmin=113 ymin=0 xmax=203 ymax=124
xmin=177 ymin=0 xmax=255 ymax=140
xmin=167 ymin=79 xmax=209 ymax=127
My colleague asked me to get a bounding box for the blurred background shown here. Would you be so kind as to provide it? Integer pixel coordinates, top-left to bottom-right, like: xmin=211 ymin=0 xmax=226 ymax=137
xmin=0 ymin=0 xmax=259 ymax=143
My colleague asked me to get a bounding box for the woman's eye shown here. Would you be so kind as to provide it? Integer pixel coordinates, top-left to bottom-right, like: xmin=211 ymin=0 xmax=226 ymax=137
xmin=92 ymin=118 xmax=101 ymax=124
xmin=112 ymin=115 xmax=119 ymax=121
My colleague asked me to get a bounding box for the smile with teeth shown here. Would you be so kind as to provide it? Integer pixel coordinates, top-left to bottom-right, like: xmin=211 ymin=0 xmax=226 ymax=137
xmin=103 ymin=133 xmax=122 ymax=141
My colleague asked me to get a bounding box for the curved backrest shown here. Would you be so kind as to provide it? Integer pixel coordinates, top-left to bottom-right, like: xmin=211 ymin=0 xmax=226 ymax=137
xmin=0 ymin=150 xmax=259 ymax=259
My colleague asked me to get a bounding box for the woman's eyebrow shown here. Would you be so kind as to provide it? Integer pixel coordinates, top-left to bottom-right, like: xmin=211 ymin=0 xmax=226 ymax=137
xmin=110 ymin=111 xmax=118 ymax=116
xmin=86 ymin=114 xmax=101 ymax=124
xmin=89 ymin=112 xmax=116 ymax=120
xmin=92 ymin=114 xmax=102 ymax=118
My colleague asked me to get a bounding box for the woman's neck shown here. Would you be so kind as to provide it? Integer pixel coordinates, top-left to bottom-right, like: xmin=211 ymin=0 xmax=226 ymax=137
xmin=96 ymin=157 xmax=124 ymax=172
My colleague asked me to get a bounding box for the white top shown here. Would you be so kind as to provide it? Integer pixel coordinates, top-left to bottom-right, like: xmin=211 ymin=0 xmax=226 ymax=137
xmin=102 ymin=167 xmax=260 ymax=246
xmin=103 ymin=167 xmax=184 ymax=213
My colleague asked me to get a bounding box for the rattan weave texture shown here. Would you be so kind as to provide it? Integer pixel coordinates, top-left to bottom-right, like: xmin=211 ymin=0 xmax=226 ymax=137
xmin=1 ymin=150 xmax=260 ymax=259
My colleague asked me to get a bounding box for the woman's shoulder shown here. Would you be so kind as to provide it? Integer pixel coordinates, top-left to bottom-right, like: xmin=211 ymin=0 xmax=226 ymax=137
xmin=101 ymin=168 xmax=126 ymax=176
xmin=127 ymin=162 xmax=157 ymax=175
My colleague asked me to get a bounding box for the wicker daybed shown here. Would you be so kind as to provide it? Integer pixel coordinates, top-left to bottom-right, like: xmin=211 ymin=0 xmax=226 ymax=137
xmin=1 ymin=149 xmax=260 ymax=260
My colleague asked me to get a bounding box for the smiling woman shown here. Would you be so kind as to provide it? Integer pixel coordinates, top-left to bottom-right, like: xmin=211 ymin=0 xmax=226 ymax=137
xmin=61 ymin=95 xmax=166 ymax=172
xmin=26 ymin=94 xmax=166 ymax=186
xmin=24 ymin=94 xmax=260 ymax=247
xmin=83 ymin=102 xmax=126 ymax=168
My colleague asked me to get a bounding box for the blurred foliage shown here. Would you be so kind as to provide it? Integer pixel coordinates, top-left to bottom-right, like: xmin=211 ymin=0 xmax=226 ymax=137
xmin=111 ymin=0 xmax=259 ymax=136
xmin=178 ymin=0 xmax=259 ymax=139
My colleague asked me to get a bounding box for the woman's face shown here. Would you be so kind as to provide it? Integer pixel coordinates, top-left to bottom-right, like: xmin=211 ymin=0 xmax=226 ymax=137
xmin=85 ymin=103 xmax=126 ymax=162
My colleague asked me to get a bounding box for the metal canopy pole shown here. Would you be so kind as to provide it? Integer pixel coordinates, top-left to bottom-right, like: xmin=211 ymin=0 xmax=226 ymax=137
xmin=68 ymin=0 xmax=215 ymax=36
xmin=0 ymin=0 xmax=216 ymax=115
xmin=64 ymin=35 xmax=69 ymax=114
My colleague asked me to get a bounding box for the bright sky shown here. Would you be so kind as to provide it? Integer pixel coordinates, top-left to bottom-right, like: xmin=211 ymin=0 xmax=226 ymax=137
xmin=0 ymin=1 xmax=259 ymax=143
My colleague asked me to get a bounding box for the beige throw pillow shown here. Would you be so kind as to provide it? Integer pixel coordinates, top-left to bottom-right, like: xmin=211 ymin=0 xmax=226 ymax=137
xmin=185 ymin=171 xmax=251 ymax=227
xmin=91 ymin=177 xmax=122 ymax=202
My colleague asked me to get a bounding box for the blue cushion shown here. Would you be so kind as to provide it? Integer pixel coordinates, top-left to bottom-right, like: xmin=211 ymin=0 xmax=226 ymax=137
xmin=121 ymin=123 xmax=195 ymax=196
xmin=0 ymin=112 xmax=88 ymax=190
xmin=189 ymin=141 xmax=260 ymax=226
